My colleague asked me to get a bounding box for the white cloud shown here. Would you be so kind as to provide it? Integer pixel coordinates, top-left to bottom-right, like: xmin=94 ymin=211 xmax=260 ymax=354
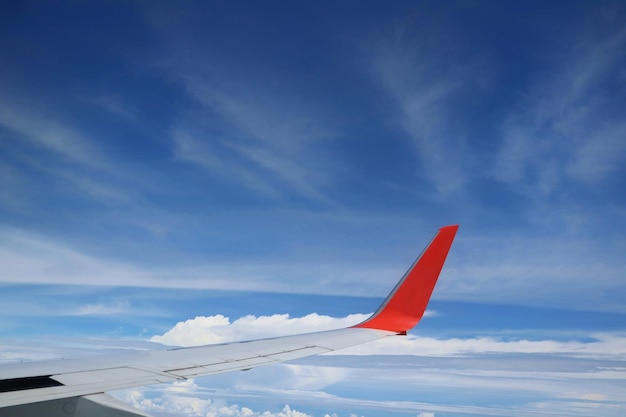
xmin=122 ymin=387 xmax=315 ymax=417
xmin=150 ymin=313 xmax=369 ymax=346
xmin=72 ymin=302 xmax=131 ymax=316
xmin=166 ymin=379 xmax=199 ymax=394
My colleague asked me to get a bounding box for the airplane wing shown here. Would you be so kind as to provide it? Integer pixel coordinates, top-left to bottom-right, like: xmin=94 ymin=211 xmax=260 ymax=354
xmin=0 ymin=225 xmax=458 ymax=417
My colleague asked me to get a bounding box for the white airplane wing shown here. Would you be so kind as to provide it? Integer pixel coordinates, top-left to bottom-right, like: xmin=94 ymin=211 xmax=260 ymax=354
xmin=0 ymin=225 xmax=459 ymax=417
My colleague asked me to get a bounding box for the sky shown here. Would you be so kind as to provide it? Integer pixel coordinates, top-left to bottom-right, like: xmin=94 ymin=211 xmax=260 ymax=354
xmin=1 ymin=1 xmax=625 ymax=416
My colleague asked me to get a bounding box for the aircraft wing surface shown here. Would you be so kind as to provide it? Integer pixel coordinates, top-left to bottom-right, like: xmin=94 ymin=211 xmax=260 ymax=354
xmin=0 ymin=225 xmax=458 ymax=417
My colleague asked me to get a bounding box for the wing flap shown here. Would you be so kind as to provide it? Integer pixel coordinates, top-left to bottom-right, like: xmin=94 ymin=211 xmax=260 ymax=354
xmin=51 ymin=367 xmax=173 ymax=386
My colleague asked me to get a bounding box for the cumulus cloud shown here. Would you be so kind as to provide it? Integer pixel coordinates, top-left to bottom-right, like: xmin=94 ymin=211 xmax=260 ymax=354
xmin=122 ymin=386 xmax=315 ymax=417
xmin=150 ymin=313 xmax=369 ymax=346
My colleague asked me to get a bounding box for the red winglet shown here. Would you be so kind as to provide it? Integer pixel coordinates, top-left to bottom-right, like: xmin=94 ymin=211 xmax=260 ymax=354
xmin=353 ymin=225 xmax=458 ymax=333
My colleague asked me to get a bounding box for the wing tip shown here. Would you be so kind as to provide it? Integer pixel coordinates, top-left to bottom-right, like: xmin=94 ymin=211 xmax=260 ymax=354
xmin=353 ymin=224 xmax=458 ymax=333
xmin=440 ymin=224 xmax=459 ymax=233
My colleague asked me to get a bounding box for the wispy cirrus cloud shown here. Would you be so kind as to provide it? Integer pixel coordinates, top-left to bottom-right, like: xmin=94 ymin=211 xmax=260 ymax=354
xmin=71 ymin=302 xmax=132 ymax=316
xmin=495 ymin=28 xmax=626 ymax=193
xmin=0 ymin=96 xmax=106 ymax=171
xmin=0 ymin=94 xmax=158 ymax=219
xmin=171 ymin=127 xmax=285 ymax=199
xmin=366 ymin=22 xmax=486 ymax=196
xmin=168 ymin=69 xmax=338 ymax=203
xmin=2 ymin=225 xmax=624 ymax=313
xmin=0 ymin=226 xmax=403 ymax=296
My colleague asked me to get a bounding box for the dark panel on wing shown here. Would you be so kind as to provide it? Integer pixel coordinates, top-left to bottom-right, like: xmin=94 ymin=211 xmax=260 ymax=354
xmin=0 ymin=376 xmax=64 ymax=393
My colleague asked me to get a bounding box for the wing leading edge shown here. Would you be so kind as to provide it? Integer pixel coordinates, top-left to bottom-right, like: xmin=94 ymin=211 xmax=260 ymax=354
xmin=0 ymin=225 xmax=458 ymax=417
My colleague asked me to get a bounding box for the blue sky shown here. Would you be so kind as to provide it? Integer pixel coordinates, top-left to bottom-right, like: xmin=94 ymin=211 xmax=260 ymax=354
xmin=1 ymin=1 xmax=625 ymax=416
